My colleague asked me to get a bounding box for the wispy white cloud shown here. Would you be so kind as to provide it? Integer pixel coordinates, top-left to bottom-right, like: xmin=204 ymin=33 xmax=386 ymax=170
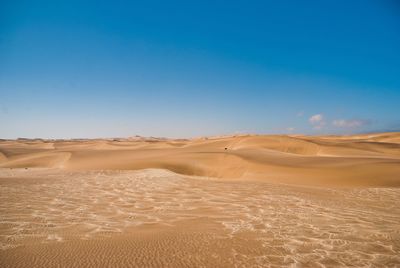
xmin=296 ymin=111 xmax=304 ymax=117
xmin=309 ymin=114 xmax=323 ymax=124
xmin=332 ymin=119 xmax=370 ymax=128
xmin=309 ymin=114 xmax=326 ymax=129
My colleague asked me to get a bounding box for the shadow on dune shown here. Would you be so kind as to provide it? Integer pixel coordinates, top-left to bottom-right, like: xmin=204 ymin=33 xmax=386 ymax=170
xmin=1 ymin=133 xmax=400 ymax=187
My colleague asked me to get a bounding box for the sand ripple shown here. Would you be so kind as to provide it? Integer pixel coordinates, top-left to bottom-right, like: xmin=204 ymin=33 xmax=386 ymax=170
xmin=1 ymin=168 xmax=400 ymax=267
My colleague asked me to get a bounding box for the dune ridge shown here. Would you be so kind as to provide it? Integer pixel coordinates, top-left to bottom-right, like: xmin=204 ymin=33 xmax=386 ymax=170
xmin=1 ymin=132 xmax=400 ymax=187
xmin=1 ymin=133 xmax=400 ymax=267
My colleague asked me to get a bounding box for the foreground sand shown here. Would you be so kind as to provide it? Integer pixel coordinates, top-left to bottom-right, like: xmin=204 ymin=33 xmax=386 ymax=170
xmin=1 ymin=168 xmax=399 ymax=267
xmin=0 ymin=133 xmax=400 ymax=267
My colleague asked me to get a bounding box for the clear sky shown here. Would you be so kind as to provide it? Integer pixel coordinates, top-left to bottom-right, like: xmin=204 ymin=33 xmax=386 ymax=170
xmin=1 ymin=0 xmax=399 ymax=138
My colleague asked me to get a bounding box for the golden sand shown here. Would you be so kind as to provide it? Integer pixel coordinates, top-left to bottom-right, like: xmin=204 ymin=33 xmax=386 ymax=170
xmin=0 ymin=133 xmax=399 ymax=267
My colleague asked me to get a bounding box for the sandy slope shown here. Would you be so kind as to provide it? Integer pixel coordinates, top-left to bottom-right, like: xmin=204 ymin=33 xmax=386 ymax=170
xmin=1 ymin=134 xmax=400 ymax=267
xmin=1 ymin=132 xmax=400 ymax=187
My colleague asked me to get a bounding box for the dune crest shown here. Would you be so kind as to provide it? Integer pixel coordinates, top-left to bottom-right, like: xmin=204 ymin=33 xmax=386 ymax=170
xmin=1 ymin=133 xmax=400 ymax=187
xmin=1 ymin=134 xmax=400 ymax=267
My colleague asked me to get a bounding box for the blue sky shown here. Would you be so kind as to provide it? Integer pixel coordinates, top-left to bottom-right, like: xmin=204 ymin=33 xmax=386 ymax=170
xmin=1 ymin=0 xmax=399 ymax=138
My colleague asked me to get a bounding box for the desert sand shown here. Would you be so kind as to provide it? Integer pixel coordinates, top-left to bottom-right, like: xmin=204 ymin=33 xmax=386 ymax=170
xmin=1 ymin=133 xmax=400 ymax=267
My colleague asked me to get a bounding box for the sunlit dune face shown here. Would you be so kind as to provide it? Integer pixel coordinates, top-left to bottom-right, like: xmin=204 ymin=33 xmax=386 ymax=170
xmin=1 ymin=133 xmax=400 ymax=187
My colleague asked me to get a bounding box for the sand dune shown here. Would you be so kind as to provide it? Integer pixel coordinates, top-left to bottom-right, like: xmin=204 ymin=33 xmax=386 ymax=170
xmin=1 ymin=133 xmax=400 ymax=187
xmin=1 ymin=133 xmax=400 ymax=267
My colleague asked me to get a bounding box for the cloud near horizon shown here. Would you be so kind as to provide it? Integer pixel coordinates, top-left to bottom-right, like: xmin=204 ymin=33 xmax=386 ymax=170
xmin=332 ymin=119 xmax=370 ymax=128
xmin=309 ymin=114 xmax=326 ymax=130
xmin=309 ymin=114 xmax=371 ymax=131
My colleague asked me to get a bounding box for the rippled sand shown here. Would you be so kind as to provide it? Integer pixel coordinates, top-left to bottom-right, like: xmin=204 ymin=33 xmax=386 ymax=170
xmin=1 ymin=168 xmax=399 ymax=267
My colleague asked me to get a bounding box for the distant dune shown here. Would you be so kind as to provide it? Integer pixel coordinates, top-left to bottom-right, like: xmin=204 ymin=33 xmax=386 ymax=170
xmin=1 ymin=132 xmax=400 ymax=187
xmin=1 ymin=133 xmax=400 ymax=267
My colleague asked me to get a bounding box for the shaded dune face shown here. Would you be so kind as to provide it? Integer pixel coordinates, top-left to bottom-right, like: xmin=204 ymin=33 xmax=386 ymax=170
xmin=1 ymin=133 xmax=400 ymax=187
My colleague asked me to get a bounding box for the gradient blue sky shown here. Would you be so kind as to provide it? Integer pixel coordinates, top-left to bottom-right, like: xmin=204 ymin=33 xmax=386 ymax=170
xmin=1 ymin=0 xmax=399 ymax=138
